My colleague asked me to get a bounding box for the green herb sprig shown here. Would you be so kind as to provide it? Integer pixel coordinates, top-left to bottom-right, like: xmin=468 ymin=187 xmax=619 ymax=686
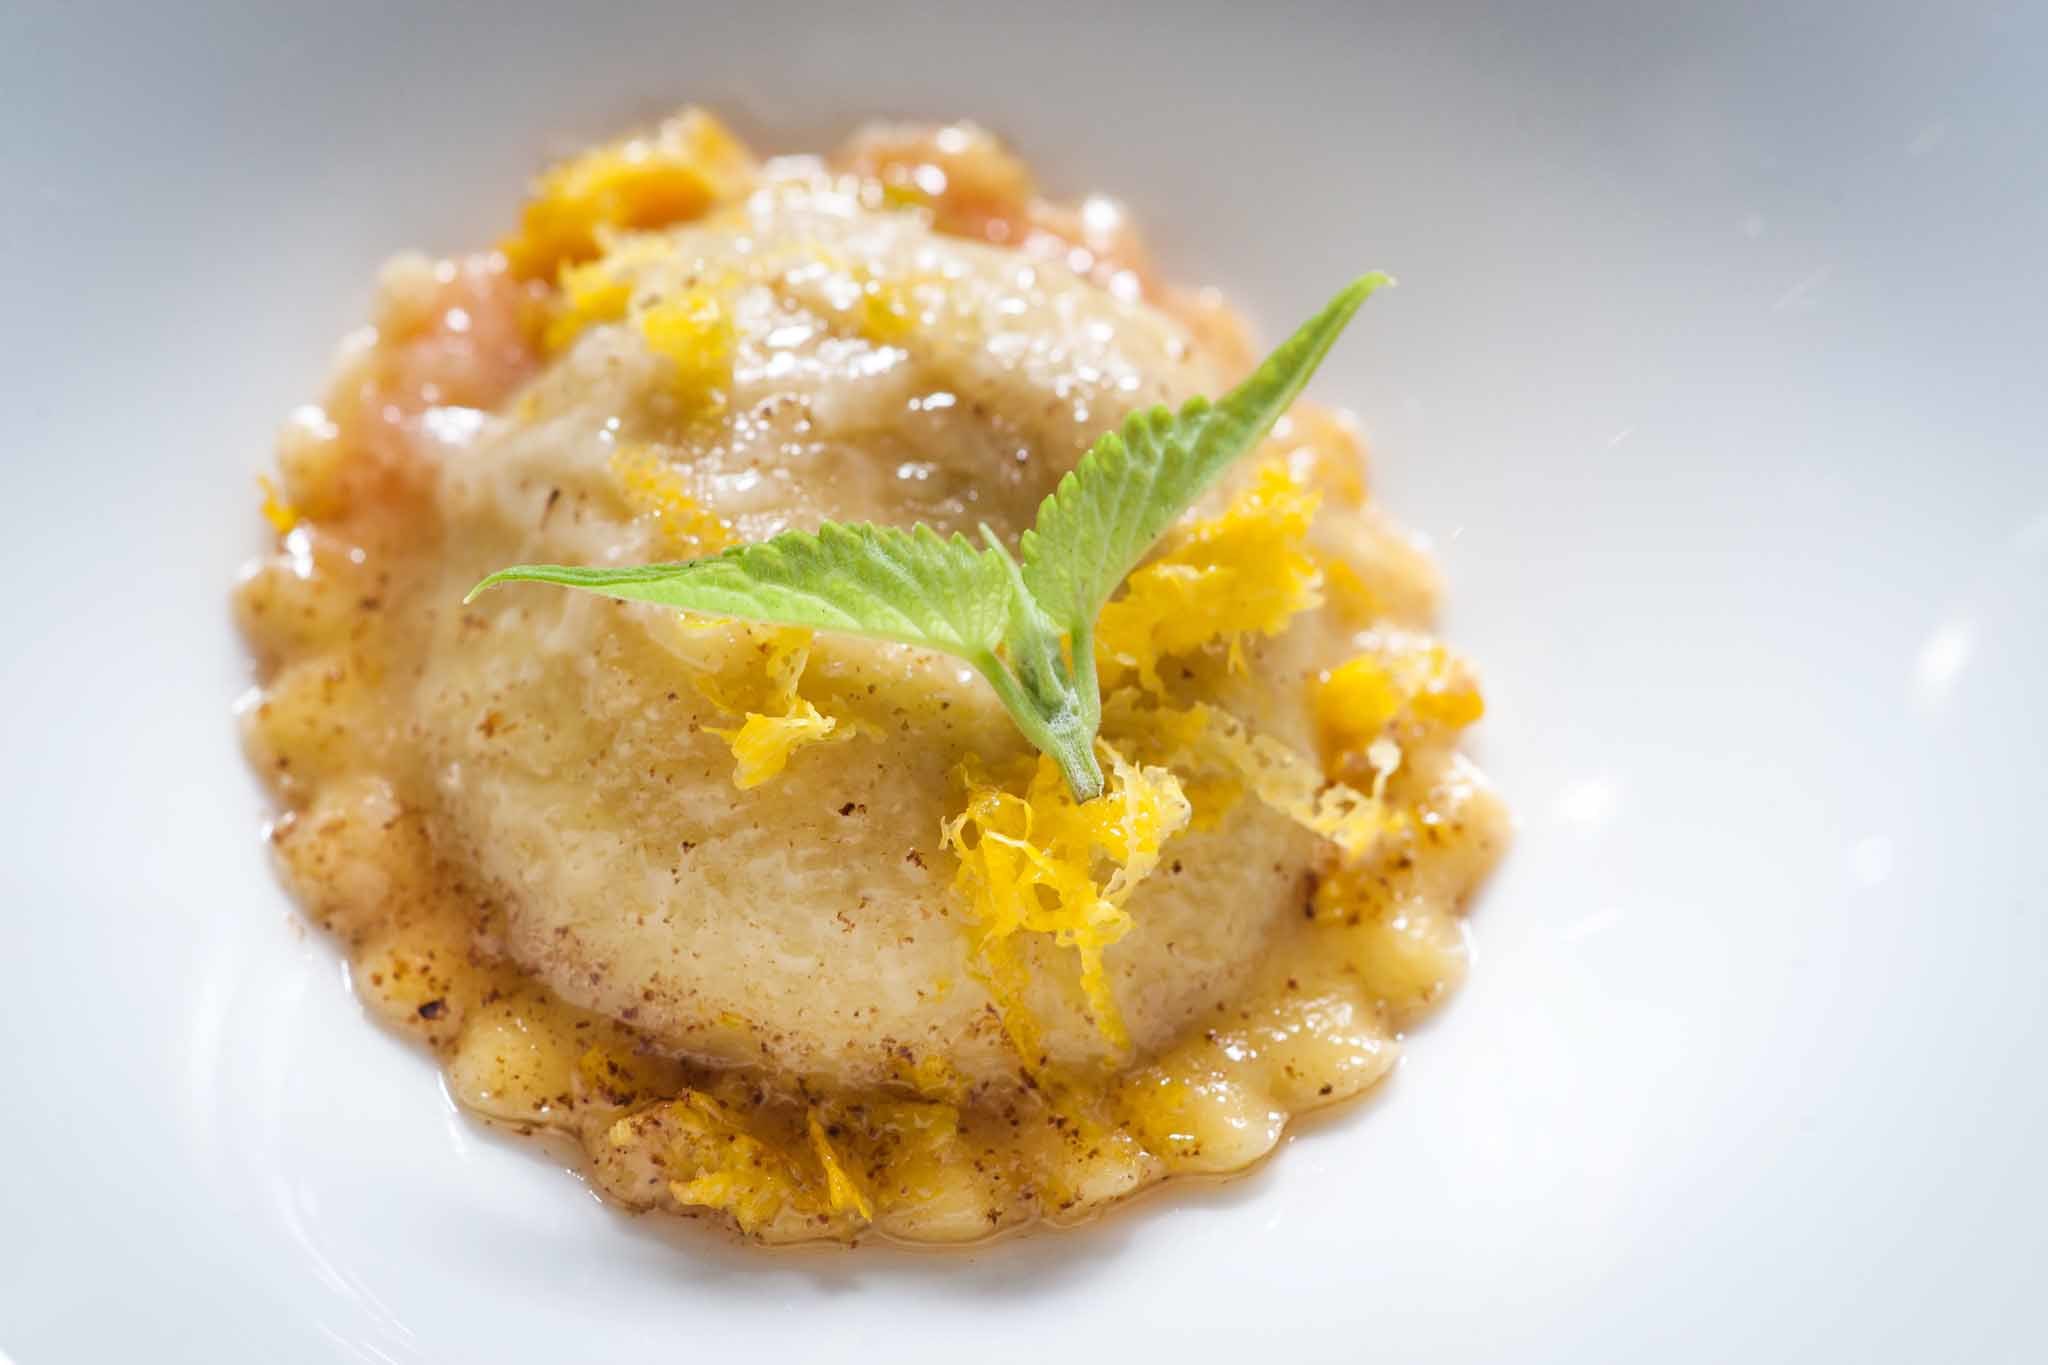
xmin=469 ymin=275 xmax=1386 ymax=801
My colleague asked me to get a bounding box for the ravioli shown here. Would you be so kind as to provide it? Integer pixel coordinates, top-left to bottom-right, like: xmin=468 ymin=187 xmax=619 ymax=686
xmin=235 ymin=111 xmax=1507 ymax=1244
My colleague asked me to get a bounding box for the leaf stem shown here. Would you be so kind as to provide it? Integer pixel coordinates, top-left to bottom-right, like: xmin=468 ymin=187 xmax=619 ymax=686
xmin=971 ymin=649 xmax=1105 ymax=802
xmin=1068 ymin=620 xmax=1101 ymax=738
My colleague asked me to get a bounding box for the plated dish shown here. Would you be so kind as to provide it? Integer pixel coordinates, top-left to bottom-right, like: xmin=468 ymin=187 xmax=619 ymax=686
xmin=233 ymin=109 xmax=1506 ymax=1244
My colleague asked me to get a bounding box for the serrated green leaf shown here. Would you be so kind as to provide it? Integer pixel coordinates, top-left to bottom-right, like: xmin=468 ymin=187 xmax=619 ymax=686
xmin=1017 ymin=274 xmax=1387 ymax=635
xmin=469 ymin=521 xmax=1012 ymax=660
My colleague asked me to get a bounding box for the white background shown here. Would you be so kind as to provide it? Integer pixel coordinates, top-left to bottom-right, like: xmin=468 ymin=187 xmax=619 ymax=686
xmin=1 ymin=1 xmax=2042 ymax=1360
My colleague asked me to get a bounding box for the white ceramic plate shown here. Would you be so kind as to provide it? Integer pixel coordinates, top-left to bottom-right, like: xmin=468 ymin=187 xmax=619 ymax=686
xmin=3 ymin=2 xmax=2043 ymax=1360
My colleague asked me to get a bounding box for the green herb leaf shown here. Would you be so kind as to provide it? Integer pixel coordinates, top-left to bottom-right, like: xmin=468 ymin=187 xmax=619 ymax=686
xmin=468 ymin=277 xmax=1381 ymax=801
xmin=1017 ymin=273 xmax=1389 ymax=637
xmin=469 ymin=521 xmax=1014 ymax=656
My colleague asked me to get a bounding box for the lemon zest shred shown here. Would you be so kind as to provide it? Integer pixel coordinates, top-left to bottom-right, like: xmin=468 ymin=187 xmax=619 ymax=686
xmin=856 ymin=270 xmax=917 ymax=344
xmin=786 ymin=240 xmax=920 ymax=346
xmin=257 ymin=475 xmax=299 ymax=536
xmin=499 ymin=108 xmax=754 ymax=280
xmin=940 ymin=746 xmax=1191 ymax=1062
xmin=544 ymin=258 xmax=632 ymax=351
xmin=1095 ymin=461 xmax=1324 ymax=691
xmin=1413 ymin=677 xmax=1487 ymax=729
xmin=637 ymin=283 xmax=736 ymax=413
xmin=541 ymin=231 xmax=684 ymax=352
xmin=711 ymin=702 xmax=839 ymax=790
xmin=1314 ymin=638 xmax=1485 ymax=761
xmin=806 ymin=1111 xmax=874 ymax=1221
xmin=668 ymin=1170 xmax=781 ymax=1233
xmin=1108 ymin=697 xmax=1385 ymax=861
xmin=1178 ymin=773 xmax=1246 ymax=831
xmin=607 ymin=444 xmax=733 ymax=557
xmin=876 ymin=181 xmax=935 ymax=213
xmin=853 ymin=1099 xmax=962 ymax=1207
xmin=1315 ymin=654 xmax=1406 ymax=754
xmin=1193 ymin=706 xmax=1382 ymax=859
xmin=642 ymin=1091 xmax=802 ymax=1236
xmin=700 ymin=628 xmax=852 ymax=790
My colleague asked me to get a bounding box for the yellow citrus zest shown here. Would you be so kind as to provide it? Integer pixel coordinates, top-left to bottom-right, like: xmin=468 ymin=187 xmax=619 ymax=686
xmin=607 ymin=444 xmax=732 ymax=557
xmin=257 ymin=475 xmax=299 ymax=536
xmin=500 ymin=108 xmax=754 ymax=280
xmin=637 ymin=284 xmax=735 ymax=413
xmin=856 ymin=270 xmax=916 ymax=344
xmin=705 ymin=629 xmax=851 ymax=790
xmin=1314 ymin=638 xmax=1485 ymax=760
xmin=714 ymin=702 xmax=839 ymax=790
xmin=543 ymin=258 xmax=632 ymax=351
xmin=639 ymin=1091 xmax=803 ymax=1236
xmin=941 ymin=746 xmax=1190 ymax=1063
xmin=1096 ymin=461 xmax=1324 ymax=691
xmin=1109 ymin=698 xmax=1384 ymax=861
xmin=1189 ymin=706 xmax=1382 ymax=859
xmin=792 ymin=241 xmax=919 ymax=346
xmin=807 ymin=1111 xmax=874 ymax=1221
